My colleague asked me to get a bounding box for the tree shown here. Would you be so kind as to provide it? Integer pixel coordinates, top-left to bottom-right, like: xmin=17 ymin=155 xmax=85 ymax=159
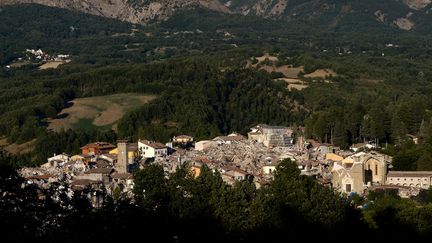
xmin=391 ymin=112 xmax=408 ymax=146
xmin=133 ymin=164 xmax=168 ymax=211
xmin=417 ymin=152 xmax=432 ymax=171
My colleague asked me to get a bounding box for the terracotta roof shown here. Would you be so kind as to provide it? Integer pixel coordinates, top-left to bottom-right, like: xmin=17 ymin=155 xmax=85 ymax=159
xmin=81 ymin=142 xmax=116 ymax=150
xmin=87 ymin=168 xmax=113 ymax=174
xmin=139 ymin=140 xmax=167 ymax=149
xmin=71 ymin=179 xmax=100 ymax=186
xmin=387 ymin=171 xmax=432 ymax=178
xmin=128 ymin=143 xmax=138 ymax=151
xmin=193 ymin=157 xmax=215 ymax=165
xmin=111 ymin=173 xmax=133 ymax=180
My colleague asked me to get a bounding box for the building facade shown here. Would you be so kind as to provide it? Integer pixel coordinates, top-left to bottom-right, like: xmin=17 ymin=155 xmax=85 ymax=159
xmin=248 ymin=124 xmax=294 ymax=147
xmin=386 ymin=171 xmax=432 ymax=189
xmin=138 ymin=139 xmax=168 ymax=158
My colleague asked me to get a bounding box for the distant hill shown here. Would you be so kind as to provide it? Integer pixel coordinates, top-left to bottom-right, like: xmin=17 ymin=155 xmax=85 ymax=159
xmin=1 ymin=0 xmax=432 ymax=32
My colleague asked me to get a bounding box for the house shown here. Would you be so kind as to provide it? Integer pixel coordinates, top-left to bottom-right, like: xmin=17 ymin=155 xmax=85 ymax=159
xmin=386 ymin=171 xmax=432 ymax=189
xmin=81 ymin=142 xmax=116 ymax=155
xmin=138 ymin=139 xmax=168 ymax=158
xmin=75 ymin=168 xmax=113 ymax=184
xmin=42 ymin=153 xmax=71 ymax=168
xmin=221 ymin=166 xmax=249 ymax=181
xmin=195 ymin=140 xmax=217 ymax=151
xmin=248 ymin=124 xmax=294 ymax=147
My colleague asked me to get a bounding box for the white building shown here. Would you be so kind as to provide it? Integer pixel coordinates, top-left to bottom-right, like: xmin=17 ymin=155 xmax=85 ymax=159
xmin=42 ymin=153 xmax=70 ymax=168
xmin=138 ymin=139 xmax=168 ymax=158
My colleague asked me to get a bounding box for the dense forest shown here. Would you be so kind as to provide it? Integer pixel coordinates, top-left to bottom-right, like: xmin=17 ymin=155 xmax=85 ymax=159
xmin=2 ymin=154 xmax=432 ymax=242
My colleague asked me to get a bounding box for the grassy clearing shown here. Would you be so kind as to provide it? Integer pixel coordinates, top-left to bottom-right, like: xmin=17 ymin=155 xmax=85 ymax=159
xmin=39 ymin=61 xmax=69 ymax=70
xmin=0 ymin=137 xmax=36 ymax=154
xmin=48 ymin=93 xmax=156 ymax=132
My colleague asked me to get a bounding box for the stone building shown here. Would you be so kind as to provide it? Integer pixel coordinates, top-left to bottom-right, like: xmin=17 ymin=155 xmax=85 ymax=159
xmin=116 ymin=140 xmax=129 ymax=173
xmin=386 ymin=171 xmax=432 ymax=189
xmin=331 ymin=152 xmax=391 ymax=194
xmin=248 ymin=124 xmax=294 ymax=147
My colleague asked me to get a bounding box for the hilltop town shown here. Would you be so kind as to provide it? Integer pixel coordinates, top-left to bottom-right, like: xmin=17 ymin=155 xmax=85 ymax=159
xmin=19 ymin=123 xmax=432 ymax=207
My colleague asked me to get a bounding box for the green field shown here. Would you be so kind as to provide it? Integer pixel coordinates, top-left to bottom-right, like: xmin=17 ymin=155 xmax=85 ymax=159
xmin=48 ymin=93 xmax=156 ymax=132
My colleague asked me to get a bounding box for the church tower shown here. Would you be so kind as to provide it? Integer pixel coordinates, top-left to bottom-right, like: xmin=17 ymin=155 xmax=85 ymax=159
xmin=116 ymin=140 xmax=129 ymax=173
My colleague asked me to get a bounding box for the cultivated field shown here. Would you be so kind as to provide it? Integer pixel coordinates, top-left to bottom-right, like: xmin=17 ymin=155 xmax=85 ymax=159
xmin=48 ymin=93 xmax=156 ymax=132
xmin=39 ymin=60 xmax=70 ymax=70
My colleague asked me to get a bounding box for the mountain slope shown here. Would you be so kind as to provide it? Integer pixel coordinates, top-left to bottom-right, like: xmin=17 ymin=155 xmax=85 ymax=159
xmin=1 ymin=0 xmax=431 ymax=31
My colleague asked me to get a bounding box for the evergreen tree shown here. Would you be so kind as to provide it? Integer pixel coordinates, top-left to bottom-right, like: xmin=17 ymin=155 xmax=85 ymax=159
xmin=391 ymin=112 xmax=408 ymax=146
xmin=416 ymin=152 xmax=432 ymax=171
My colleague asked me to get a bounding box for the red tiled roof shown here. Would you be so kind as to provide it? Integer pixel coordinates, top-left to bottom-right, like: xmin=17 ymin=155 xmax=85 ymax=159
xmin=81 ymin=142 xmax=116 ymax=150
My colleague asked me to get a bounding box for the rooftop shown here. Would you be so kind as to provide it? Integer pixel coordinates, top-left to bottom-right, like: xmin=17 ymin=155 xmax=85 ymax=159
xmin=87 ymin=168 xmax=113 ymax=174
xmin=71 ymin=179 xmax=100 ymax=186
xmin=81 ymin=142 xmax=116 ymax=150
xmin=139 ymin=139 xmax=167 ymax=149
xmin=111 ymin=173 xmax=133 ymax=180
xmin=387 ymin=171 xmax=432 ymax=178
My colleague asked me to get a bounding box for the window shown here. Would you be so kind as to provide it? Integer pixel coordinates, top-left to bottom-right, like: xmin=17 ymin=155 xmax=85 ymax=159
xmin=346 ymin=184 xmax=352 ymax=193
xmin=375 ymin=165 xmax=378 ymax=175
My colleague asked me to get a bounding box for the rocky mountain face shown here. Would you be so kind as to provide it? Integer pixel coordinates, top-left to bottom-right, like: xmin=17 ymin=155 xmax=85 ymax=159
xmin=1 ymin=0 xmax=431 ymax=30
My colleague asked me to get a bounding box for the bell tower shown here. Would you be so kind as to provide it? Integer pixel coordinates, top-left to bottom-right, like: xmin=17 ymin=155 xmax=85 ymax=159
xmin=116 ymin=140 xmax=129 ymax=173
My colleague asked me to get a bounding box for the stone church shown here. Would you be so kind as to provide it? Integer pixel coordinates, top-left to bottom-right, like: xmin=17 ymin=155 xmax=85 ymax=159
xmin=331 ymin=152 xmax=391 ymax=194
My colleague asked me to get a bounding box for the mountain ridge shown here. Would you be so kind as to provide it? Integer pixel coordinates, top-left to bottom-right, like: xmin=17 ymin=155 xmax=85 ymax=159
xmin=1 ymin=0 xmax=431 ymax=31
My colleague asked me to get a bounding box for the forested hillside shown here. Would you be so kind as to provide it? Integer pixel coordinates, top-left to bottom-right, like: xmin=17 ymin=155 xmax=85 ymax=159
xmin=2 ymin=3 xmax=432 ymax=242
xmin=1 ymin=4 xmax=432 ymax=171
